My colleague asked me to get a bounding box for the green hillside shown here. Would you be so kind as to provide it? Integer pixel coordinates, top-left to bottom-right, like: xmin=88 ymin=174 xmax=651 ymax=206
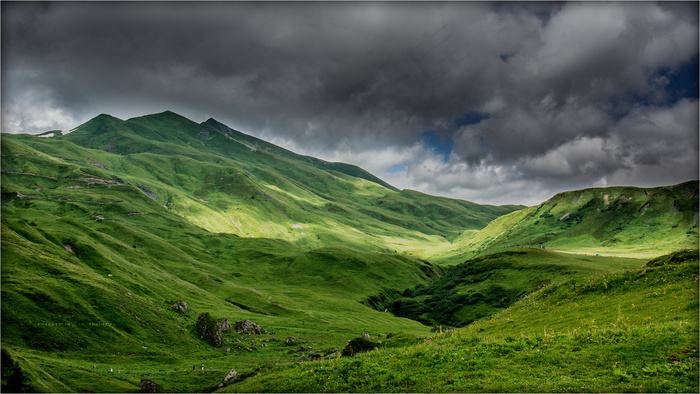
xmin=29 ymin=111 xmax=522 ymax=255
xmin=228 ymin=250 xmax=699 ymax=393
xmin=381 ymin=249 xmax=645 ymax=327
xmin=0 ymin=111 xmax=518 ymax=392
xmin=1 ymin=150 xmax=441 ymax=392
xmin=429 ymin=182 xmax=699 ymax=264
xmin=2 ymin=111 xmax=698 ymax=392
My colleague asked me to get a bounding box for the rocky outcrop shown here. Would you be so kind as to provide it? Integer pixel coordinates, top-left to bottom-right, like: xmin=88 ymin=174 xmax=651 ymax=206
xmin=170 ymin=300 xmax=187 ymax=314
xmin=220 ymin=318 xmax=230 ymax=332
xmin=140 ymin=379 xmax=157 ymax=393
xmin=233 ymin=319 xmax=267 ymax=335
xmin=342 ymin=337 xmax=378 ymax=357
xmin=284 ymin=336 xmax=296 ymax=345
xmin=111 ymin=175 xmax=127 ymax=185
xmin=196 ymin=313 xmax=230 ymax=347
xmin=216 ymin=369 xmax=239 ymax=389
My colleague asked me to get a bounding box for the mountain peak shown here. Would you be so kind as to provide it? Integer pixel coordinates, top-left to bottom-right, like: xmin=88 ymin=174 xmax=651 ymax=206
xmin=126 ymin=110 xmax=194 ymax=124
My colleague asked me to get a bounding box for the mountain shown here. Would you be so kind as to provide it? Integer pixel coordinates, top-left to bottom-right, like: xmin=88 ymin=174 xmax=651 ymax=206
xmin=1 ymin=130 xmax=443 ymax=392
xmin=0 ymin=111 xmax=520 ymax=391
xmin=50 ymin=111 xmax=523 ymax=254
xmin=66 ymin=111 xmax=397 ymax=191
xmin=1 ymin=110 xmax=697 ymax=392
xmin=428 ymin=181 xmax=699 ymax=264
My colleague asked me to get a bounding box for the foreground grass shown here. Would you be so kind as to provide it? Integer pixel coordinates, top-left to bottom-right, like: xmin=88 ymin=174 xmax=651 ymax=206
xmin=227 ymin=256 xmax=699 ymax=393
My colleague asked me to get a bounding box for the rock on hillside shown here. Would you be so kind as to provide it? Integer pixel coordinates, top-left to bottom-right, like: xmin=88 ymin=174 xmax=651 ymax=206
xmin=196 ymin=313 xmax=230 ymax=347
xmin=233 ymin=319 xmax=268 ymax=335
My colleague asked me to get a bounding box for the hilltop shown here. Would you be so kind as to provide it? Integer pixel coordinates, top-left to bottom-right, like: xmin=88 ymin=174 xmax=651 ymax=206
xmin=428 ymin=182 xmax=698 ymax=264
xmin=16 ymin=110 xmax=523 ymax=255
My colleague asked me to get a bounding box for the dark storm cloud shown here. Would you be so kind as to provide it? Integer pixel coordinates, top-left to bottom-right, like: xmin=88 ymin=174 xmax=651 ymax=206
xmin=2 ymin=2 xmax=698 ymax=205
xmin=2 ymin=2 xmax=503 ymax=141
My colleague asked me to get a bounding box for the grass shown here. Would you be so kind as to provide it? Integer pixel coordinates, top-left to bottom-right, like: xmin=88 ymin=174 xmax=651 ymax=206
xmin=3 ymin=111 xmax=522 ymax=257
xmin=2 ymin=132 xmax=444 ymax=391
xmin=1 ymin=111 xmax=698 ymax=392
xmin=383 ymin=248 xmax=646 ymax=327
xmin=227 ymin=252 xmax=699 ymax=393
xmin=430 ymin=183 xmax=698 ymax=263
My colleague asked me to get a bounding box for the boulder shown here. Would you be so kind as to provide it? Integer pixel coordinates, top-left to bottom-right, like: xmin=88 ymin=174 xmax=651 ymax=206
xmin=170 ymin=300 xmax=187 ymax=314
xmin=224 ymin=369 xmax=238 ymax=383
xmin=285 ymin=336 xmax=296 ymax=345
xmin=342 ymin=337 xmax=378 ymax=357
xmin=216 ymin=369 xmax=239 ymax=390
xmin=196 ymin=313 xmax=230 ymax=347
xmin=361 ymin=332 xmax=371 ymax=339
xmin=233 ymin=319 xmax=267 ymax=335
xmin=140 ymin=379 xmax=157 ymax=393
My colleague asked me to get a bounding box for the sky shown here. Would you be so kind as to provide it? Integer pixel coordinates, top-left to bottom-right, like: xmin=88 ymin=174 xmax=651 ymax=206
xmin=2 ymin=1 xmax=698 ymax=206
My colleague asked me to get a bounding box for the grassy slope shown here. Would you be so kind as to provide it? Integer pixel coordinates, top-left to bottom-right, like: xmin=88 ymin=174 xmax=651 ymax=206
xmin=385 ymin=249 xmax=645 ymax=327
xmin=50 ymin=111 xmax=523 ymax=256
xmin=430 ymin=182 xmax=699 ymax=264
xmin=1 ymin=114 xmax=519 ymax=391
xmin=228 ymin=250 xmax=699 ymax=393
xmin=2 ymin=111 xmax=698 ymax=392
xmin=1 ymin=138 xmax=446 ymax=392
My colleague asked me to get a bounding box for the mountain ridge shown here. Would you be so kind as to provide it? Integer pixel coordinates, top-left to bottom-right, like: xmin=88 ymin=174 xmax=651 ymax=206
xmin=1 ymin=110 xmax=698 ymax=392
xmin=67 ymin=111 xmax=400 ymax=192
xmin=426 ymin=180 xmax=699 ymax=263
xmin=5 ymin=110 xmax=696 ymax=261
xmin=4 ymin=111 xmax=525 ymax=257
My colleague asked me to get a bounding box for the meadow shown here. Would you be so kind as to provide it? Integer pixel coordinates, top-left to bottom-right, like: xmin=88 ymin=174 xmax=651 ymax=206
xmin=228 ymin=251 xmax=699 ymax=393
xmin=2 ymin=111 xmax=697 ymax=392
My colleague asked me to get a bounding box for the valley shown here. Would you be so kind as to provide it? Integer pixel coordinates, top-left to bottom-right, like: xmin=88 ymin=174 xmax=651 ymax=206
xmin=2 ymin=111 xmax=698 ymax=392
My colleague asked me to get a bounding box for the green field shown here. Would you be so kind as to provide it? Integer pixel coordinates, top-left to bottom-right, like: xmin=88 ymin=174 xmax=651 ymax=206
xmin=429 ymin=182 xmax=698 ymax=264
xmin=228 ymin=251 xmax=699 ymax=393
xmin=2 ymin=111 xmax=698 ymax=392
xmin=381 ymin=249 xmax=647 ymax=327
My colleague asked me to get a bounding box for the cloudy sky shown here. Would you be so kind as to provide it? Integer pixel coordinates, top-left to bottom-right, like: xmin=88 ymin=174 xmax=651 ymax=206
xmin=2 ymin=1 xmax=698 ymax=205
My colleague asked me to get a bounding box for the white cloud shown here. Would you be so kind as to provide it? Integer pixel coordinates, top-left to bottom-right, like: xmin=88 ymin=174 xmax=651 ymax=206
xmin=1 ymin=87 xmax=77 ymax=133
